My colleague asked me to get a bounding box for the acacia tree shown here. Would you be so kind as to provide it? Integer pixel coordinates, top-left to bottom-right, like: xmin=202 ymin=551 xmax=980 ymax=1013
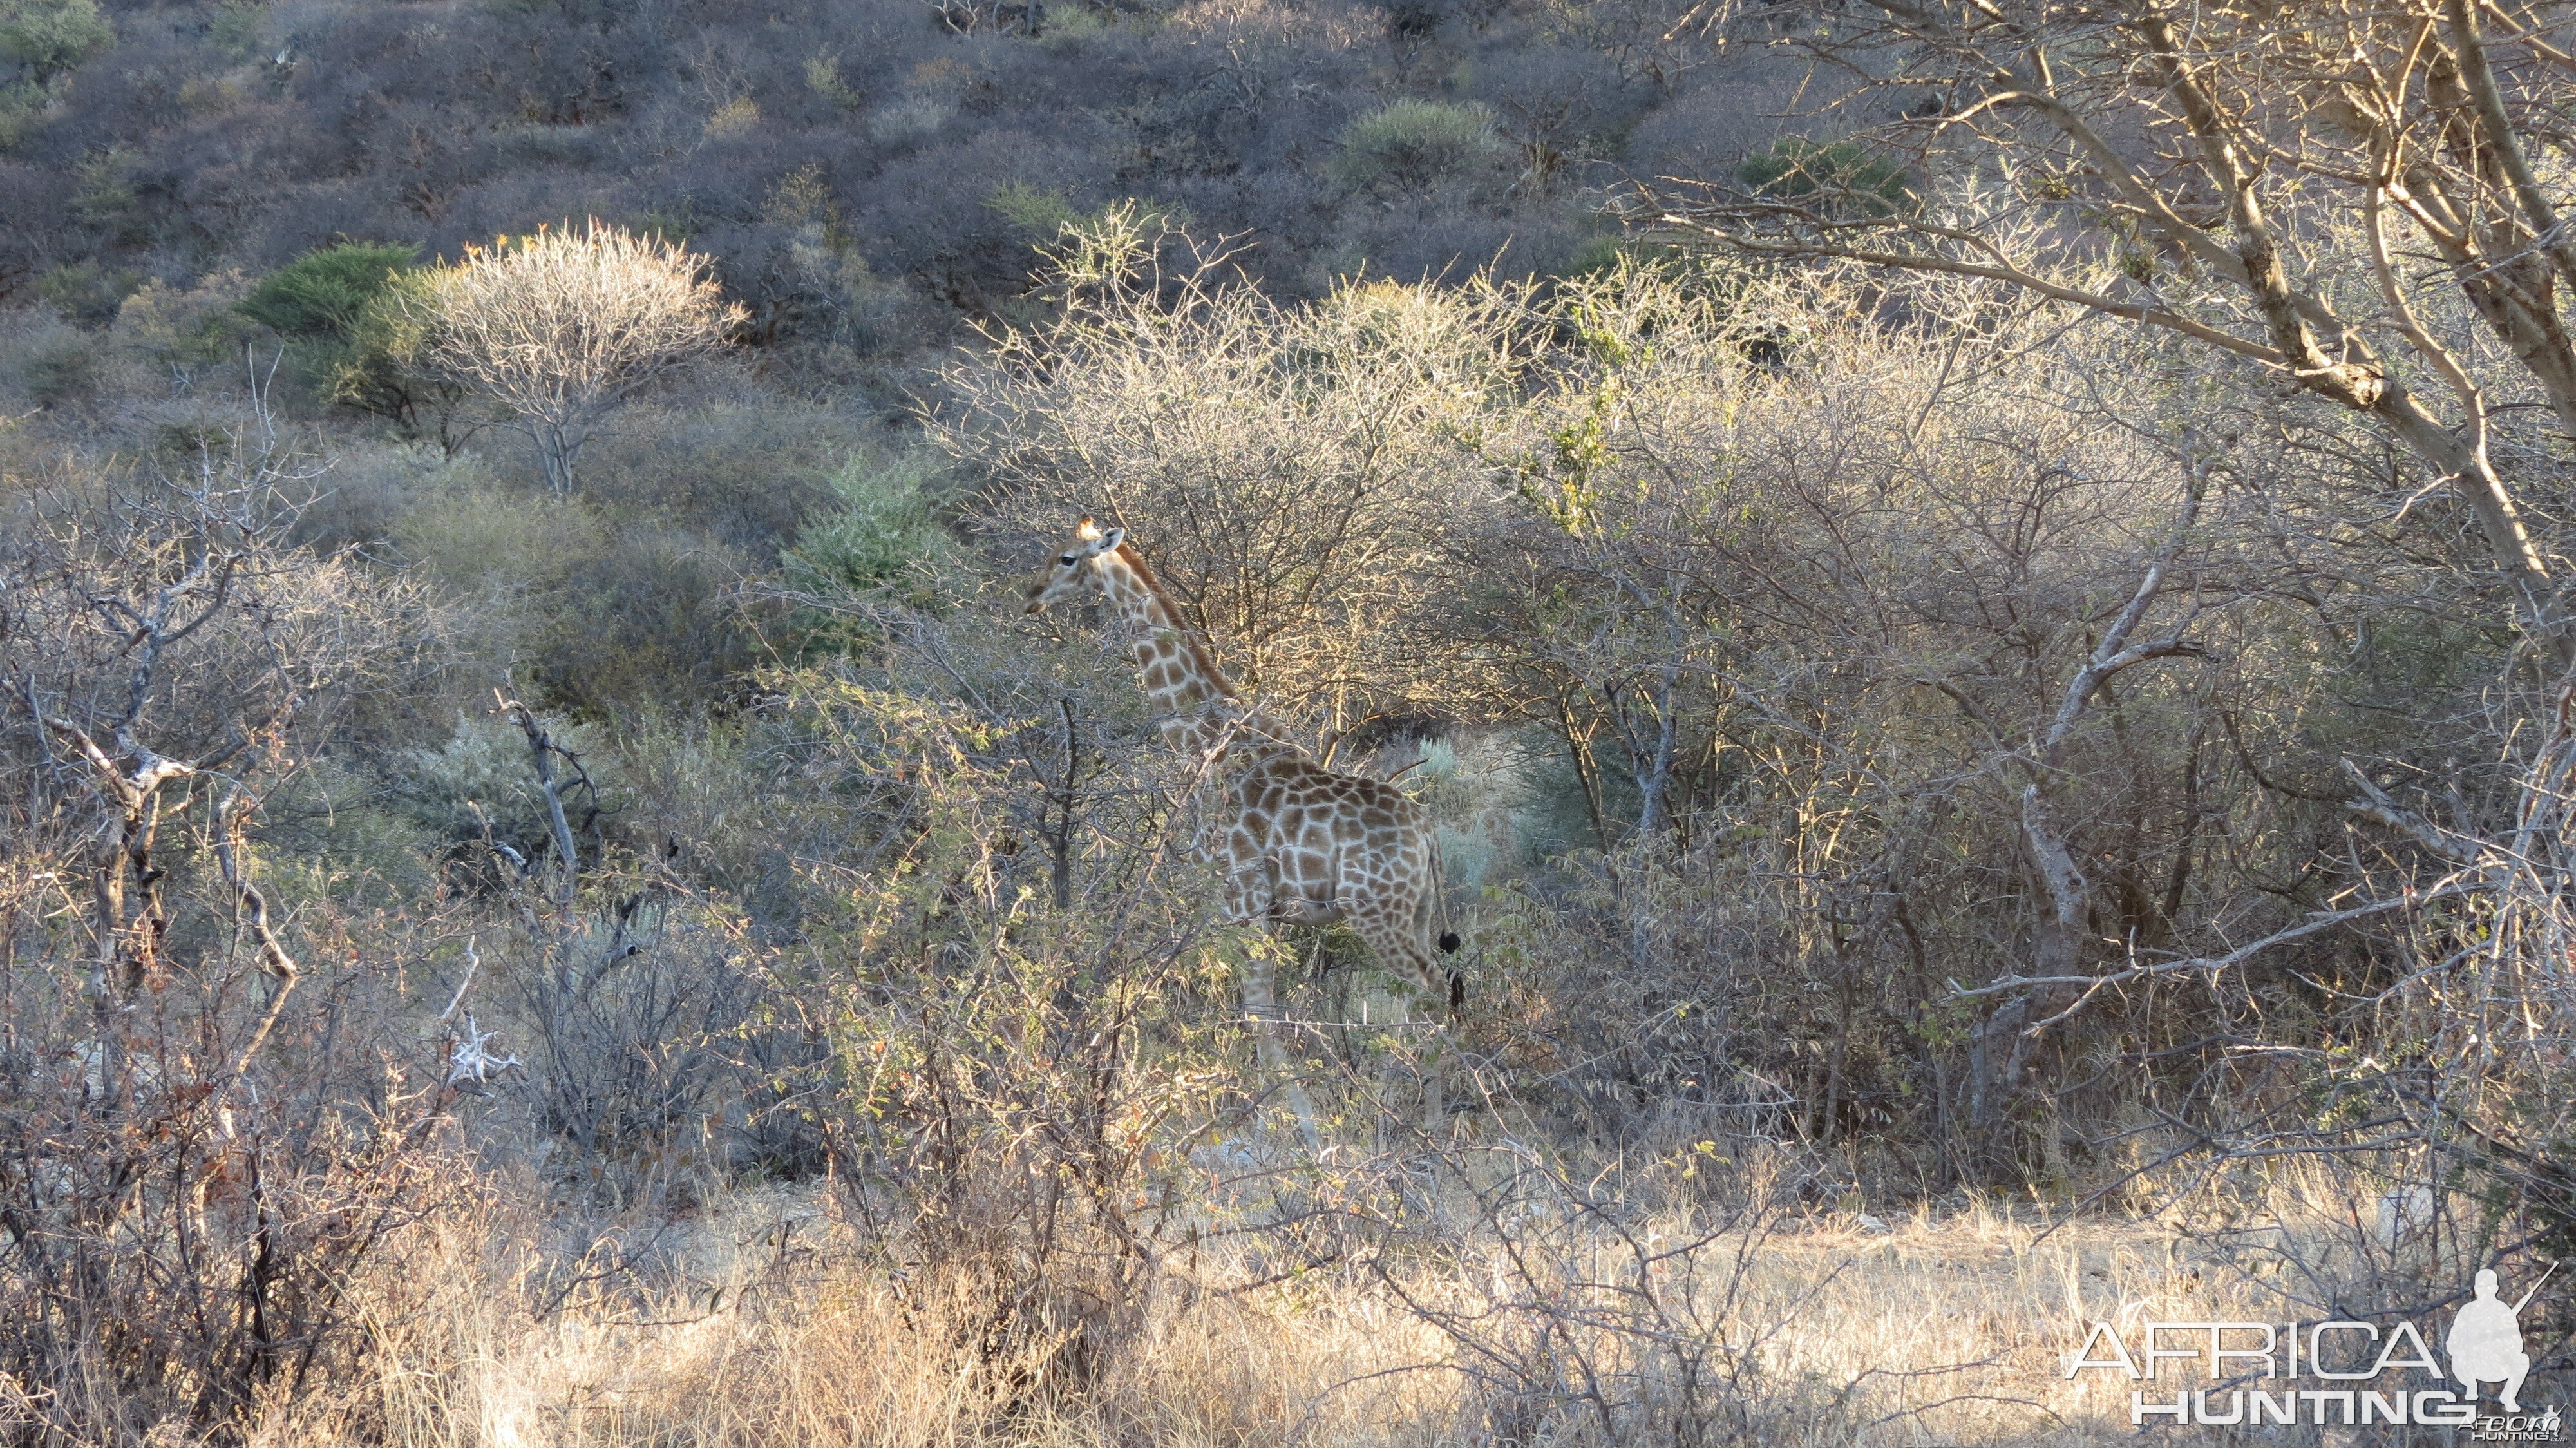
xmin=938 ymin=208 xmax=1520 ymax=739
xmin=1461 ymin=263 xmax=2266 ymax=1164
xmin=1645 ymin=0 xmax=2576 ymax=670
xmin=1647 ymin=0 xmax=2576 ymax=1202
xmin=418 ymin=220 xmax=743 ymax=498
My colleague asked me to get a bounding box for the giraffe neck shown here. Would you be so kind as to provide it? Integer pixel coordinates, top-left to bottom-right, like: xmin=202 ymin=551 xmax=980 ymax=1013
xmin=1095 ymin=546 xmax=1301 ymax=759
xmin=1096 ymin=545 xmax=1232 ymax=719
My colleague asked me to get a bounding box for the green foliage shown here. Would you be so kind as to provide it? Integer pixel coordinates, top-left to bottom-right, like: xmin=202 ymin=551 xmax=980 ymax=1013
xmin=984 ymin=180 xmax=1079 ymax=242
xmin=784 ymin=450 xmax=951 ymax=597
xmin=1558 ymin=234 xmax=1629 ymax=279
xmin=0 ymin=0 xmax=105 ymax=144
xmin=1035 ymin=4 xmax=1106 ymax=46
xmin=323 ymin=271 xmax=473 ymax=440
xmin=1736 ymin=137 xmax=1912 ymax=216
xmin=538 ymin=529 xmax=765 ymax=715
xmin=70 ymin=144 xmax=140 ymax=241
xmin=388 ymin=709 xmax=613 ymax=860
xmin=1532 ymin=377 xmax=1619 ymax=530
xmin=804 ymin=50 xmax=862 ymax=110
xmin=32 ymin=257 xmax=139 ymax=323
xmin=633 ymin=209 xmax=697 ymax=245
xmin=0 ymin=0 xmax=111 ymax=86
xmin=392 ymin=462 xmax=601 ymax=583
xmin=206 ymin=0 xmax=267 ymax=59
xmin=242 ymin=243 xmax=466 ymax=438
xmin=1329 ymin=99 xmax=1504 ymax=191
xmin=240 ymin=241 xmax=419 ymax=338
xmin=1555 ymin=236 xmax=1696 ymax=284
xmin=0 ymin=91 xmax=30 ymax=146
xmin=257 ymin=756 xmax=443 ymax=903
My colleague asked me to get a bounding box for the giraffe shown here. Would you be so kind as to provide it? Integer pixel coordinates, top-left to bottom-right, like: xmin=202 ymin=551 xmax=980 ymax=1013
xmin=1023 ymin=517 xmax=1463 ymax=1128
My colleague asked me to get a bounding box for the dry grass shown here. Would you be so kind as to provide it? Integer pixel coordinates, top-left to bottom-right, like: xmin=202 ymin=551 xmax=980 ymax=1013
xmin=256 ymin=1166 xmax=2459 ymax=1448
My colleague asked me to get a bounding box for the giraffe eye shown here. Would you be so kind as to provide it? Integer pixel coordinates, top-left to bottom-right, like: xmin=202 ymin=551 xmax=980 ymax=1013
xmin=1058 ymin=555 xmax=1077 ymax=566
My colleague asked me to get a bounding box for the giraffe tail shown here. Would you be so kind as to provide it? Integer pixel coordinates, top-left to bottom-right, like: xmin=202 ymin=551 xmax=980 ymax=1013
xmin=1430 ymin=831 xmax=1463 ymax=1010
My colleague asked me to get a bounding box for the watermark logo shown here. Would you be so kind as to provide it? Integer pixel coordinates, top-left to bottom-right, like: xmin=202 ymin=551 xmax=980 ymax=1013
xmin=2458 ymin=1269 xmax=2536 ymax=1414
xmin=2064 ymin=1264 xmax=2557 ymax=1438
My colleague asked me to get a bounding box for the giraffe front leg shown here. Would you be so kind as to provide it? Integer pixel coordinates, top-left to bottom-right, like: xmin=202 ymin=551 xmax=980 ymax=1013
xmin=1219 ymin=827 xmax=1277 ymax=926
xmin=1230 ymin=866 xmax=1321 ymax=1152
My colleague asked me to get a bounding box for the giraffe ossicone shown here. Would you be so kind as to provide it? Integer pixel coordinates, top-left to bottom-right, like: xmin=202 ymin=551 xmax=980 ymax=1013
xmin=1025 ymin=515 xmax=1463 ymax=1013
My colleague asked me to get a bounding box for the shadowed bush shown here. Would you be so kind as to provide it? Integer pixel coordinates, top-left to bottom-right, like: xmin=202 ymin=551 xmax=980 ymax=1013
xmin=1735 ymin=137 xmax=1912 ymax=216
xmin=1331 ymin=98 xmax=1506 ymax=191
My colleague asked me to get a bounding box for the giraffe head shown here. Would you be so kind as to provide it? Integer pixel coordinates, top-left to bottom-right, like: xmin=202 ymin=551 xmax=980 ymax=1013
xmin=1024 ymin=515 xmax=1127 ymax=615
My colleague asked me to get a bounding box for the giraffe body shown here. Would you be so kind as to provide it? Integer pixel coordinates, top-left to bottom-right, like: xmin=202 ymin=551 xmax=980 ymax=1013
xmin=1027 ymin=517 xmax=1460 ymax=1012
xmin=1220 ymin=748 xmax=1456 ymax=1009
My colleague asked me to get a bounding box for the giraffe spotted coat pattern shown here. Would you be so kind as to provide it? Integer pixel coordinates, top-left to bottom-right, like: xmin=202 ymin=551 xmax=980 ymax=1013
xmin=1025 ymin=516 xmax=1462 ymax=1012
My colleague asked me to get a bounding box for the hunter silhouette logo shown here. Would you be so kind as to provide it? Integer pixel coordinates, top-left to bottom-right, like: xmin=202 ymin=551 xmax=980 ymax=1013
xmin=2452 ymin=1266 xmax=2544 ymax=1413
xmin=2065 ymin=1263 xmax=2559 ymax=1433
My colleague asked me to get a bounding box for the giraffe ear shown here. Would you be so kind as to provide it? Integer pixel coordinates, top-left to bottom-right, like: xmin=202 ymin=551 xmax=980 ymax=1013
xmin=1099 ymin=526 xmax=1126 ymax=552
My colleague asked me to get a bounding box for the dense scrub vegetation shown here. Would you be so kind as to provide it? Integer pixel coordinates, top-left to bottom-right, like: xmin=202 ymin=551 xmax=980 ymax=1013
xmin=0 ymin=0 xmax=1817 ymax=354
xmin=5 ymin=0 xmax=2576 ymax=1442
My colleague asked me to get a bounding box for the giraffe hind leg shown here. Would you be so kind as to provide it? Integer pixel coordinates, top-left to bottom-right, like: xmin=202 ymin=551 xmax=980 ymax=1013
xmin=1408 ymin=877 xmax=1464 ymax=1002
xmin=1349 ymin=904 xmax=1450 ymax=1136
xmin=1349 ymin=907 xmax=1444 ymax=1015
